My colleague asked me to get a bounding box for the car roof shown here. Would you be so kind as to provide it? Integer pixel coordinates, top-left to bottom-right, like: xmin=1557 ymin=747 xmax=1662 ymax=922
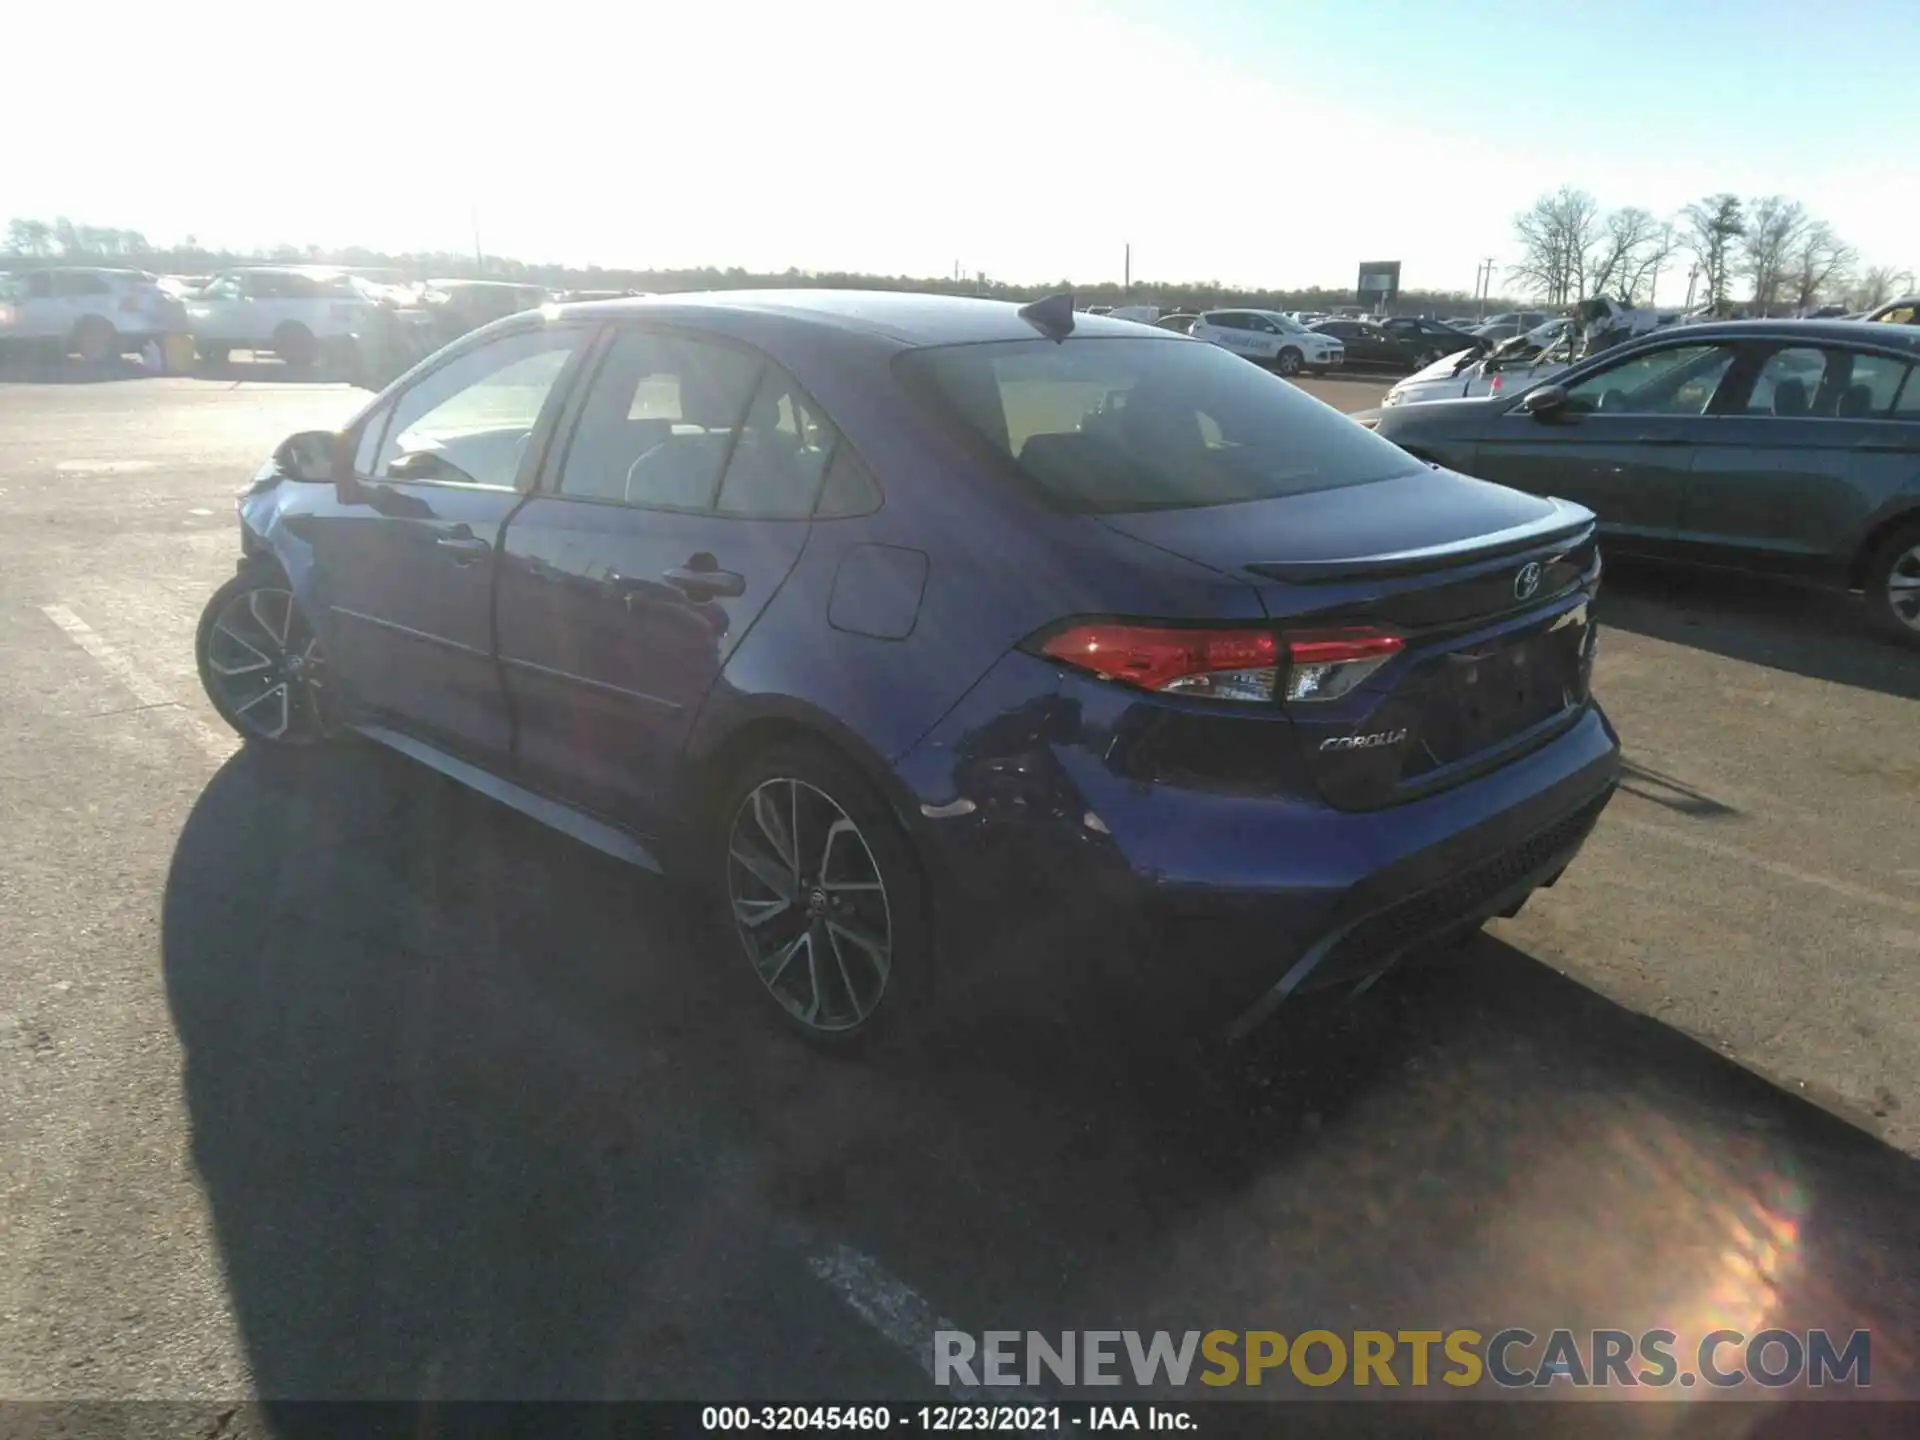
xmin=1619 ymin=318 xmax=1920 ymax=353
xmin=551 ymin=288 xmax=1166 ymax=347
xmin=229 ymin=264 xmax=351 ymax=277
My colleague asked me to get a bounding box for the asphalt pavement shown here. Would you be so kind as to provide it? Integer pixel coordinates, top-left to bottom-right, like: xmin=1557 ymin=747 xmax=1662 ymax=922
xmin=2 ymin=366 xmax=1918 ymax=1409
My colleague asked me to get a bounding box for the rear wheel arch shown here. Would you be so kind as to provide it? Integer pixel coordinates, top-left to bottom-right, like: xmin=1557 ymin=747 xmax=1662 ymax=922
xmin=679 ymin=705 xmax=927 ymax=859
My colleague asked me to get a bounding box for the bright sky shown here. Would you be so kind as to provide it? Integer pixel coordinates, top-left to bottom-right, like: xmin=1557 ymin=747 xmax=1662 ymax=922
xmin=11 ymin=0 xmax=1916 ymax=301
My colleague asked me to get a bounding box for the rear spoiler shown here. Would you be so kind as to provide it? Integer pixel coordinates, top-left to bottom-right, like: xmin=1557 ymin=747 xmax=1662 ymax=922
xmin=1245 ymin=504 xmax=1594 ymax=583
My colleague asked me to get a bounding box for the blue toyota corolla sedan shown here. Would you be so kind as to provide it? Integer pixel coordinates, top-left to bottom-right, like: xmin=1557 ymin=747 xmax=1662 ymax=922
xmin=196 ymin=290 xmax=1619 ymax=1044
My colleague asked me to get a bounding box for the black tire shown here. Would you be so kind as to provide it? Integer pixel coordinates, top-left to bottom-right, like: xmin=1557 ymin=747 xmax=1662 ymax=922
xmin=710 ymin=741 xmax=929 ymax=1048
xmin=272 ymin=322 xmax=319 ymax=371
xmin=1862 ymin=520 xmax=1920 ymax=646
xmin=1273 ymin=346 xmax=1304 ymax=377
xmin=195 ymin=566 xmax=334 ymax=748
xmin=73 ymin=315 xmax=118 ymax=365
xmin=197 ymin=341 xmax=230 ymax=366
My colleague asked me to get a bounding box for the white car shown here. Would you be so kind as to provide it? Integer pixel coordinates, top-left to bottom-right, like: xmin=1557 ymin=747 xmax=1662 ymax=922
xmin=1189 ymin=308 xmax=1344 ymax=375
xmin=0 ymin=267 xmax=189 ymax=363
xmin=186 ymin=266 xmax=387 ymax=369
xmin=1382 ymin=320 xmax=1579 ymax=408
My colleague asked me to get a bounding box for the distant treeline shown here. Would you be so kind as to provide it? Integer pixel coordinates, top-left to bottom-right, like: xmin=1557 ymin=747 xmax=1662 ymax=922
xmin=0 ymin=225 xmax=1520 ymax=317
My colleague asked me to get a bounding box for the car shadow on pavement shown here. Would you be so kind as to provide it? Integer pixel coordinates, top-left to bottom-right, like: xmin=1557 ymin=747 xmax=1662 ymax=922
xmin=162 ymin=743 xmax=1920 ymax=1404
xmin=1596 ymin=561 xmax=1920 ymax=701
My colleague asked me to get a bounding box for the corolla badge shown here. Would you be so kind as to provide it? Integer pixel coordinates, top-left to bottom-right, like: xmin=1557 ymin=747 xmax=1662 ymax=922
xmin=1319 ymin=728 xmax=1410 ymax=752
xmin=1514 ymin=560 xmax=1544 ymax=600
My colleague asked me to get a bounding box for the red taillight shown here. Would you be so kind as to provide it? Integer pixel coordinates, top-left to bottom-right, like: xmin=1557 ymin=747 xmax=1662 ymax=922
xmin=1033 ymin=621 xmax=1404 ymax=706
xmin=1281 ymin=627 xmax=1404 ymax=702
xmin=1038 ymin=623 xmax=1280 ymax=702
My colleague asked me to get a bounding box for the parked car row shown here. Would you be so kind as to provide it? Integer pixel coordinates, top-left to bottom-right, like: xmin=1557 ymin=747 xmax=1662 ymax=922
xmin=0 ymin=263 xmax=652 ymax=381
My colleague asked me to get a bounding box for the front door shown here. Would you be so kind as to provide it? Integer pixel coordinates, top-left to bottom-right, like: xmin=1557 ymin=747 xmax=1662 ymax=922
xmin=190 ymin=273 xmax=249 ymax=344
xmin=297 ymin=321 xmax=591 ymax=760
xmin=496 ymin=326 xmax=828 ymax=831
xmin=1473 ymin=339 xmax=1741 ymax=554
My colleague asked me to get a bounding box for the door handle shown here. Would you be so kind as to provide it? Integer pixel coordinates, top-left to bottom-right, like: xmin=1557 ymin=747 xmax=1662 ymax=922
xmin=435 ymin=534 xmax=491 ymax=564
xmin=662 ymin=562 xmax=745 ymax=600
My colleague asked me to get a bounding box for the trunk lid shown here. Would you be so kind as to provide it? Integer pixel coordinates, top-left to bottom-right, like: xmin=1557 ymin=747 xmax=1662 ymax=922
xmin=1097 ymin=470 xmax=1602 ymax=810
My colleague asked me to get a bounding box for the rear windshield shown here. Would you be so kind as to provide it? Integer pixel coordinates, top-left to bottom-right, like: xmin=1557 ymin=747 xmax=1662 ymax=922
xmin=899 ymin=336 xmax=1419 ymax=513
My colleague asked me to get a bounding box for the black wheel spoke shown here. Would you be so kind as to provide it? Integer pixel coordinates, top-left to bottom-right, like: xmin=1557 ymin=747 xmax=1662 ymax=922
xmin=203 ymin=585 xmax=328 ymax=744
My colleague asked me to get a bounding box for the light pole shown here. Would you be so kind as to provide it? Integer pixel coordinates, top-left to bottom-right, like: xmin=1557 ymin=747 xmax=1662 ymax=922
xmin=1476 ymin=258 xmax=1497 ymax=318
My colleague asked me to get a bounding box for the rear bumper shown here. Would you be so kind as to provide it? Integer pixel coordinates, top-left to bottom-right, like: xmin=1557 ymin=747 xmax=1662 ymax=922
xmin=898 ymin=653 xmax=1620 ymax=1032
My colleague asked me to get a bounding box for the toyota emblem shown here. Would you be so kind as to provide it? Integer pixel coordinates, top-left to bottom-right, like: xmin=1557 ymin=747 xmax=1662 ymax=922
xmin=1514 ymin=561 xmax=1543 ymax=601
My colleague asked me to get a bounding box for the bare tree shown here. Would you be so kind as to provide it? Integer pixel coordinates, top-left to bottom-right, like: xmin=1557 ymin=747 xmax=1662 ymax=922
xmin=1587 ymin=207 xmax=1663 ymax=302
xmin=1621 ymin=220 xmax=1676 ymax=306
xmin=1683 ymin=194 xmax=1745 ymax=314
xmin=1511 ymin=187 xmax=1603 ymax=305
xmin=1788 ymin=222 xmax=1857 ymax=313
xmin=1739 ymin=196 xmax=1808 ymax=315
xmin=1855 ymin=265 xmax=1902 ymax=309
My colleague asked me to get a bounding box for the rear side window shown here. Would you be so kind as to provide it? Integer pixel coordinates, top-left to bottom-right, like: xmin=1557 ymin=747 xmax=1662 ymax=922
xmin=900 ymin=336 xmax=1418 ymax=514
xmin=1748 ymin=347 xmax=1909 ymax=418
xmin=53 ymin=271 xmax=111 ymax=297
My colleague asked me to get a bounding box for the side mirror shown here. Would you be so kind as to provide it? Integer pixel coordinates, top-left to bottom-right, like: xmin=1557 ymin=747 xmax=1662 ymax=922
xmin=275 ymin=429 xmax=344 ymax=483
xmin=1518 ymin=384 xmax=1569 ymax=418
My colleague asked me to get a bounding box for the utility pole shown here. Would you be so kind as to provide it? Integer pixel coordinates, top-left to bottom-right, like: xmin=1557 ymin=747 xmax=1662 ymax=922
xmin=1684 ymin=263 xmax=1700 ymax=311
xmin=1124 ymin=243 xmax=1131 ymax=299
xmin=472 ymin=208 xmax=483 ymax=272
xmin=1476 ymin=258 xmax=1497 ymax=318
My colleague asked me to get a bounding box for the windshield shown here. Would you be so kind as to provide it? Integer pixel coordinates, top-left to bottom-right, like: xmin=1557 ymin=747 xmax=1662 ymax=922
xmin=900 ymin=336 xmax=1419 ymax=513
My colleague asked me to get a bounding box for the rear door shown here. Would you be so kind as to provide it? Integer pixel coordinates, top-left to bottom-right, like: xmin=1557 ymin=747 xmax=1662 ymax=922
xmin=1202 ymin=312 xmax=1253 ymax=358
xmin=495 ymin=325 xmax=824 ymax=831
xmin=13 ymin=269 xmax=62 ymax=339
xmin=1679 ymin=342 xmax=1915 ymax=576
xmin=298 ymin=322 xmax=592 ymax=760
xmin=1471 ymin=338 xmax=1742 ymax=554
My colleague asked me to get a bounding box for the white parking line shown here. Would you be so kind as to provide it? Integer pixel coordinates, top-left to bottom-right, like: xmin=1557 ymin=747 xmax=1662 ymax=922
xmin=808 ymin=1243 xmax=1041 ymax=1403
xmin=1608 ymin=813 xmax=1920 ymax=919
xmin=39 ymin=604 xmax=233 ymax=763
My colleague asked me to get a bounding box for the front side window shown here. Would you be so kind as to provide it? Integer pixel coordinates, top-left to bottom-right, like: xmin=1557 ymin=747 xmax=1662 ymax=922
xmin=202 ymin=274 xmax=242 ymax=301
xmin=1560 ymin=343 xmax=1738 ymax=416
xmin=901 ymin=335 xmax=1419 ymax=514
xmin=375 ymin=325 xmax=581 ymax=488
xmin=556 ymin=329 xmax=763 ymax=509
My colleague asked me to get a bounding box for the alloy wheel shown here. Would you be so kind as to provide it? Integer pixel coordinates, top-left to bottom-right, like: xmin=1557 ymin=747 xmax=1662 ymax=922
xmin=203 ymin=585 xmax=328 ymax=742
xmin=726 ymin=777 xmax=893 ymax=1035
xmin=1888 ymin=543 xmax=1920 ymax=632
